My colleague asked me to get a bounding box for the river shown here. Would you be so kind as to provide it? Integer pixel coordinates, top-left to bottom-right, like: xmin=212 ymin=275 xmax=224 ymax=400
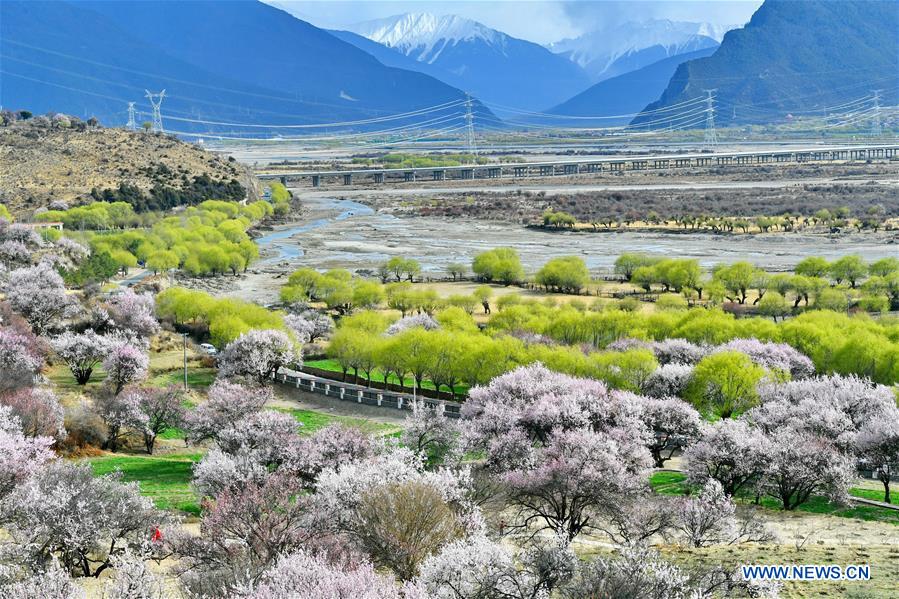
xmin=254 ymin=195 xmax=897 ymax=275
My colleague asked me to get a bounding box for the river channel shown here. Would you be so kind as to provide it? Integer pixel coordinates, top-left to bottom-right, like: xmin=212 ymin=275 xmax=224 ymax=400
xmin=254 ymin=195 xmax=898 ymax=276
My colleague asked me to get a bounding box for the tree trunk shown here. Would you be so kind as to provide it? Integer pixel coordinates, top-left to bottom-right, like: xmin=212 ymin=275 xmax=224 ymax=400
xmin=76 ymin=368 xmax=93 ymax=385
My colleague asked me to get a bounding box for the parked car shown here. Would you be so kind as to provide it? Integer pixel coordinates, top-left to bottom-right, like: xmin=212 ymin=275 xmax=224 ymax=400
xmin=199 ymin=343 xmax=218 ymax=356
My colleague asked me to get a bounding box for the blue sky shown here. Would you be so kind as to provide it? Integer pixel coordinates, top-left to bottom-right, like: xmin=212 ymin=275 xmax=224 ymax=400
xmin=273 ymin=0 xmax=764 ymax=44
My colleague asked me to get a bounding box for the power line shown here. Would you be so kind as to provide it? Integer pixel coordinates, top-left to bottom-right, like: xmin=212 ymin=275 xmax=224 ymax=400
xmin=155 ymin=98 xmax=467 ymax=129
xmin=145 ymin=89 xmax=166 ymax=133
xmin=483 ymin=95 xmax=708 ymax=121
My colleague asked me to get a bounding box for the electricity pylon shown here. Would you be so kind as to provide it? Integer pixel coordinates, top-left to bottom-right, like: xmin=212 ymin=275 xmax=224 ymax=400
xmin=145 ymin=89 xmax=166 ymax=133
xmin=126 ymin=102 xmax=136 ymax=130
xmin=870 ymin=90 xmax=882 ymax=137
xmin=464 ymin=93 xmax=476 ymax=160
xmin=703 ymin=89 xmax=718 ymax=146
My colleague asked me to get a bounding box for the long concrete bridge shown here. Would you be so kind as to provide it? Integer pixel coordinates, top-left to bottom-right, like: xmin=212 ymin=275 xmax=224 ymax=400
xmin=257 ymin=144 xmax=899 ymax=187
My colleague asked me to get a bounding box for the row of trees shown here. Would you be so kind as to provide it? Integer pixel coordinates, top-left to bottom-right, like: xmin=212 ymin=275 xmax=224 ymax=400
xmin=487 ymin=300 xmax=899 ymax=385
xmin=282 ymin=266 xmax=498 ymax=317
xmin=323 ymin=306 xmax=826 ymax=406
xmin=537 ymin=204 xmax=887 ymax=233
xmin=616 ymin=253 xmax=899 ymax=311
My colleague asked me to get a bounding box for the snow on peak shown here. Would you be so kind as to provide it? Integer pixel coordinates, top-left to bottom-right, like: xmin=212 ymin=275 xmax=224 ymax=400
xmin=348 ymin=13 xmax=504 ymax=63
xmin=548 ymin=19 xmax=738 ymax=69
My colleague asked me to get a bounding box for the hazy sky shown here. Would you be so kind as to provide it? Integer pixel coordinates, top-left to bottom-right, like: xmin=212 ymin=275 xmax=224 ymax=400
xmin=272 ymin=0 xmax=764 ymax=44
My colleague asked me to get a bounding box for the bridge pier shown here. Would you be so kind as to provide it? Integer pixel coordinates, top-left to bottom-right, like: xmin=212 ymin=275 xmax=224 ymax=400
xmin=539 ymin=165 xmax=553 ymax=176
xmin=311 ymin=175 xmax=320 ymax=187
xmin=343 ymin=174 xmax=352 ymax=185
xmin=513 ymin=166 xmax=527 ymax=177
xmin=631 ymin=160 xmax=647 ymax=170
xmin=585 ymin=163 xmax=600 ymax=173
xmin=487 ymin=167 xmax=502 ymax=178
xmin=653 ymin=159 xmax=669 ymax=169
xmin=279 ymin=176 xmax=287 ymax=186
xmin=563 ymin=164 xmax=579 ymax=175
xmin=404 ymin=171 xmax=415 ymax=182
xmin=432 ymin=170 xmax=445 ymax=181
xmin=610 ymin=162 xmax=625 ymax=172
xmin=461 ymin=169 xmax=474 ymax=180
xmin=373 ymin=172 xmax=384 ymax=184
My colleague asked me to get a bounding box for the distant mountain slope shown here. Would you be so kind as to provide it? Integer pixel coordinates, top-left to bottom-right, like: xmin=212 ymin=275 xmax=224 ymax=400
xmin=548 ymin=19 xmax=732 ymax=82
xmin=345 ymin=13 xmax=592 ymax=113
xmin=1 ymin=1 xmax=489 ymax=132
xmin=598 ymin=36 xmax=719 ymax=82
xmin=546 ymin=46 xmax=719 ymax=126
xmin=328 ymin=29 xmax=435 ymax=74
xmin=632 ymin=0 xmax=899 ymax=126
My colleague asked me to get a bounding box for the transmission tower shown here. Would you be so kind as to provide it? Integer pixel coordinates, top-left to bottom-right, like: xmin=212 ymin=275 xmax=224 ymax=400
xmin=464 ymin=93 xmax=476 ymax=160
xmin=870 ymin=90 xmax=882 ymax=137
xmin=126 ymin=102 xmax=137 ymax=130
xmin=703 ymin=89 xmax=718 ymax=146
xmin=144 ymin=89 xmax=166 ymax=133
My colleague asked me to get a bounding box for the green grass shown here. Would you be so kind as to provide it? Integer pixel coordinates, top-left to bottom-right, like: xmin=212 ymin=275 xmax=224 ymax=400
xmin=273 ymin=407 xmax=401 ymax=436
xmin=157 ymin=426 xmax=186 ymax=440
xmin=148 ymin=368 xmax=217 ymax=390
xmin=649 ymin=472 xmax=899 ymax=525
xmin=48 ymin=361 xmax=214 ymax=394
xmin=849 ymin=487 xmax=892 ymax=503
xmin=46 ymin=363 xmax=107 ymax=392
xmin=649 ymin=470 xmax=691 ymax=496
xmin=305 ymin=359 xmax=468 ymax=398
xmin=85 ymin=452 xmax=203 ymax=515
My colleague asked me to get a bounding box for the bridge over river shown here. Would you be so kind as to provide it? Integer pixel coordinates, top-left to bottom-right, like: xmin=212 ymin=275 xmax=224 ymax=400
xmin=257 ymin=144 xmax=899 ymax=188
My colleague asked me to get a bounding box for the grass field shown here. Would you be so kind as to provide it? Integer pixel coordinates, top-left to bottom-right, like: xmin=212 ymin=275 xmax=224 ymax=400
xmin=48 ymin=344 xmax=213 ymax=395
xmin=148 ymin=367 xmax=217 ymax=390
xmin=649 ymin=471 xmax=899 ymax=525
xmin=86 ymin=451 xmax=204 ymax=515
xmin=275 ymin=406 xmax=402 ymax=436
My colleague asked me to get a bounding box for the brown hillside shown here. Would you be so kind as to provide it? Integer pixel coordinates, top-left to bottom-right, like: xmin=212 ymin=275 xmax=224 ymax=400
xmin=0 ymin=118 xmax=258 ymax=216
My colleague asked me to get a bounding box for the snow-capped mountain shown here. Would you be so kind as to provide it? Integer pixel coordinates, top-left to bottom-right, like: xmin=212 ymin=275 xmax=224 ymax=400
xmin=344 ymin=13 xmax=591 ymax=113
xmin=351 ymin=13 xmax=502 ymax=63
xmin=549 ymin=19 xmax=738 ymax=82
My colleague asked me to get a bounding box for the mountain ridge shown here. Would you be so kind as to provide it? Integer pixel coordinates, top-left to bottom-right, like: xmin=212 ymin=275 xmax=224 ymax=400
xmin=1 ymin=0 xmax=492 ymax=132
xmin=548 ymin=19 xmax=735 ymax=82
xmin=632 ymin=0 xmax=899 ymax=126
xmin=345 ymin=12 xmax=592 ymax=113
xmin=546 ymin=46 xmax=719 ymax=126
